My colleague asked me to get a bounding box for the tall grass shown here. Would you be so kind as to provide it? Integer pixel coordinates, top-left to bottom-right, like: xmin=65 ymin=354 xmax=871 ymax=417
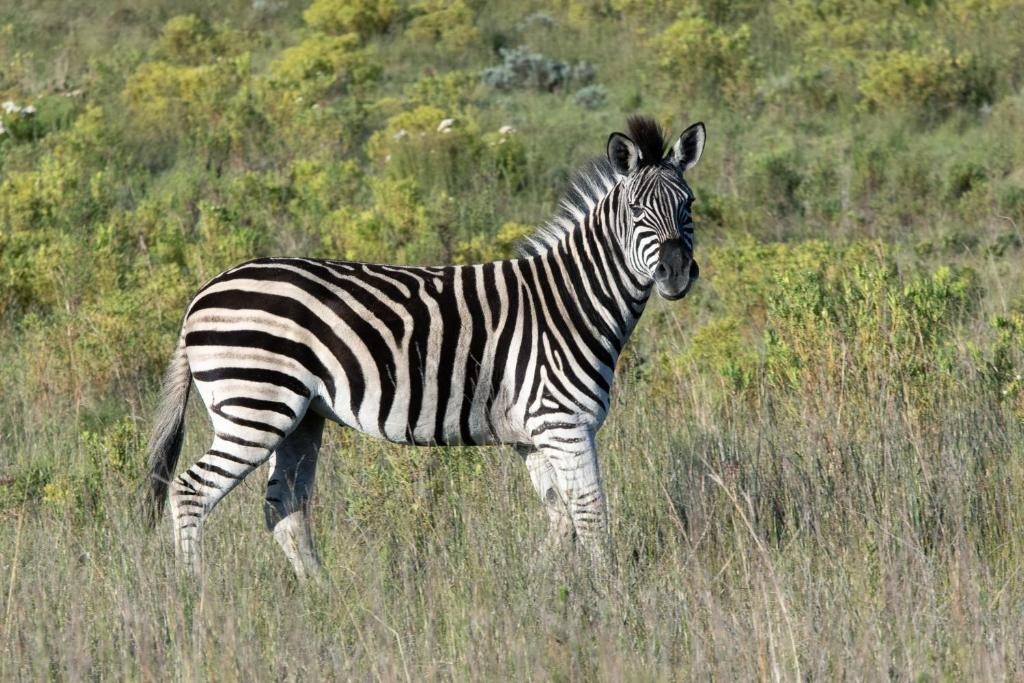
xmin=2 ymin=311 xmax=1021 ymax=679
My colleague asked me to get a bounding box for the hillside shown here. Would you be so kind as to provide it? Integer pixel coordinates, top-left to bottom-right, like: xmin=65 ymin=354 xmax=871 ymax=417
xmin=1 ymin=0 xmax=1023 ymax=679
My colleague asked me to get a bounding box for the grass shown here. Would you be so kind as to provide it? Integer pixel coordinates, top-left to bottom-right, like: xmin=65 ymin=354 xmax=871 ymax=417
xmin=2 ymin=300 xmax=1021 ymax=679
xmin=2 ymin=0 xmax=1024 ymax=679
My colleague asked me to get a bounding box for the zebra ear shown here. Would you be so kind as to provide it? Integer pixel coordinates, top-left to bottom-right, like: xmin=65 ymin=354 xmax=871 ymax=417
xmin=670 ymin=122 xmax=706 ymax=173
xmin=607 ymin=133 xmax=642 ymax=175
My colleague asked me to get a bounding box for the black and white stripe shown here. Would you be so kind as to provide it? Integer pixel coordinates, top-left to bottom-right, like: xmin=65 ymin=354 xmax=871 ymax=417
xmin=145 ymin=116 xmax=706 ymax=577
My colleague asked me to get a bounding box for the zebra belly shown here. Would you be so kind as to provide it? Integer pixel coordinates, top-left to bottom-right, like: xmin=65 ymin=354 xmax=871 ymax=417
xmin=317 ymin=375 xmax=524 ymax=447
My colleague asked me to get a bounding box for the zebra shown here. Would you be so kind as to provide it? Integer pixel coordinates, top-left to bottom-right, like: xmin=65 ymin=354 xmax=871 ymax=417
xmin=145 ymin=115 xmax=706 ymax=579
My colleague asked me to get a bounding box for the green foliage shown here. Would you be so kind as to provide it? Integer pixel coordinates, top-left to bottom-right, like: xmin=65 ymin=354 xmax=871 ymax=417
xmin=41 ymin=417 xmax=142 ymax=519
xmin=122 ymin=56 xmax=250 ymax=144
xmin=573 ymin=84 xmax=608 ymax=110
xmin=268 ymin=31 xmax=378 ymax=95
xmin=158 ymin=14 xmax=239 ymax=65
xmin=650 ymin=14 xmax=756 ymax=101
xmin=690 ymin=239 xmax=981 ymax=406
xmin=858 ymin=47 xmax=992 ymax=114
xmin=986 ymin=312 xmax=1024 ymax=421
xmin=403 ymin=69 xmax=479 ymax=112
xmin=322 ymin=175 xmax=439 ymax=262
xmin=405 ymin=0 xmax=481 ymax=54
xmin=454 ymin=221 xmax=533 ymax=264
xmin=303 ymin=0 xmax=398 ymax=37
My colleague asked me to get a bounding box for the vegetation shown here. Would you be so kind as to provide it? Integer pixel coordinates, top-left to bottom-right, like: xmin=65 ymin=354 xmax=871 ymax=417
xmin=1 ymin=0 xmax=1023 ymax=678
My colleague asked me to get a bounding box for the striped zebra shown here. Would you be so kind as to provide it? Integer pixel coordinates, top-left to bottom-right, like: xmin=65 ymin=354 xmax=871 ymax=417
xmin=145 ymin=116 xmax=706 ymax=579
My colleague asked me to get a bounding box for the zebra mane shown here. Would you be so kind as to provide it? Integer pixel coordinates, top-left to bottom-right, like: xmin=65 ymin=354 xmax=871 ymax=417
xmin=625 ymin=115 xmax=669 ymax=167
xmin=516 ymin=157 xmax=620 ymax=257
xmin=516 ymin=116 xmax=668 ymax=258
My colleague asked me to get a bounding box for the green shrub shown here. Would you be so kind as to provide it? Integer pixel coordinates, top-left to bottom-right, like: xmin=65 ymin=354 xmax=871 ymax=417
xmin=574 ymin=84 xmax=608 ymax=109
xmin=453 ymin=221 xmax=533 ymax=264
xmin=405 ymin=0 xmax=481 ymax=54
xmin=986 ymin=313 xmax=1024 ymax=420
xmin=268 ymin=32 xmax=379 ymax=96
xmin=158 ymin=14 xmax=238 ymax=65
xmin=744 ymin=147 xmax=804 ymax=219
xmin=403 ymin=70 xmax=480 ymax=112
xmin=858 ymin=47 xmax=993 ymax=114
xmin=121 ymin=56 xmax=249 ymax=144
xmin=2 ymin=461 xmax=53 ymax=510
xmin=366 ymin=106 xmax=485 ymax=192
xmin=321 ymin=176 xmax=441 ymax=264
xmin=303 ymin=0 xmax=398 ymax=37
xmin=695 ymin=238 xmax=980 ymax=404
xmin=650 ymin=15 xmax=756 ymax=102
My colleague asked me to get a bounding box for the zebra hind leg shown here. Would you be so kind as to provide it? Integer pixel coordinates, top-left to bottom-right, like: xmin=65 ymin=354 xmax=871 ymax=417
xmin=169 ymin=423 xmax=285 ymax=576
xmin=263 ymin=411 xmax=325 ymax=581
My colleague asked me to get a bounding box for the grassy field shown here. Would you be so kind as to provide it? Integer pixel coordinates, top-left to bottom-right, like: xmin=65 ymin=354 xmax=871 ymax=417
xmin=2 ymin=0 xmax=1024 ymax=679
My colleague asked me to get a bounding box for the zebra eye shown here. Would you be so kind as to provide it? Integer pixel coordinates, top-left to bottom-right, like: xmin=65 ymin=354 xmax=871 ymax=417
xmin=630 ymin=206 xmax=644 ymax=220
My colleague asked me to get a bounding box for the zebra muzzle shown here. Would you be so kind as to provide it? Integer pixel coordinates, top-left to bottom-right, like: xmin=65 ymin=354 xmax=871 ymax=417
xmin=653 ymin=240 xmax=696 ymax=300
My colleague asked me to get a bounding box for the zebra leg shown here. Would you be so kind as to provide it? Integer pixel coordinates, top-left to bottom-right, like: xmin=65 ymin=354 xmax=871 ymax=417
xmin=169 ymin=425 xmax=283 ymax=575
xmin=263 ymin=412 xmax=324 ymax=581
xmin=537 ymin=433 xmax=609 ymax=565
xmin=522 ymin=449 xmax=575 ymax=551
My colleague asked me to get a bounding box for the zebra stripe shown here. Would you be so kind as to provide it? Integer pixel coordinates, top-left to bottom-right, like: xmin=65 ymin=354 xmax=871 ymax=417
xmin=145 ymin=116 xmax=706 ymax=578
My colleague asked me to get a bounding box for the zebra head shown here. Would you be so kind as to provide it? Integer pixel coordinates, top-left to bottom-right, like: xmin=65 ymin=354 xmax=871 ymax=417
xmin=607 ymin=117 xmax=706 ymax=301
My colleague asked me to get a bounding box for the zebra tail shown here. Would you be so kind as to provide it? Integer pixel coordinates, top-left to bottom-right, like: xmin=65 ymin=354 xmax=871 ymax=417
xmin=144 ymin=331 xmax=192 ymax=528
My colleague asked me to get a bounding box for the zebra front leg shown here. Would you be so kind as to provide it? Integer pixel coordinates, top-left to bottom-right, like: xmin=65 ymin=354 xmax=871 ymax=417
xmin=169 ymin=434 xmax=277 ymax=575
xmin=537 ymin=432 xmax=610 ymax=567
xmin=264 ymin=412 xmax=324 ymax=582
xmin=522 ymin=449 xmax=575 ymax=553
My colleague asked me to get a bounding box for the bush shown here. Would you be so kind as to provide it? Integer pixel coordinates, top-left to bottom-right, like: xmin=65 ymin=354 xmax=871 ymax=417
xmin=692 ymin=238 xmax=980 ymax=404
xmin=122 ymin=56 xmax=249 ymax=144
xmin=321 ymin=176 xmax=442 ymax=264
xmin=403 ymin=70 xmax=480 ymax=112
xmin=481 ymin=46 xmax=596 ymax=92
xmin=303 ymin=0 xmax=398 ymax=37
xmin=366 ymin=106 xmax=484 ymax=191
xmin=268 ymin=32 xmax=379 ymax=96
xmin=158 ymin=14 xmax=237 ymax=65
xmin=650 ymin=15 xmax=755 ymax=102
xmin=858 ymin=47 xmax=993 ymax=114
xmin=453 ymin=221 xmax=533 ymax=264
xmin=405 ymin=0 xmax=481 ymax=54
xmin=744 ymin=147 xmax=804 ymax=219
xmin=574 ymin=84 xmax=608 ymax=109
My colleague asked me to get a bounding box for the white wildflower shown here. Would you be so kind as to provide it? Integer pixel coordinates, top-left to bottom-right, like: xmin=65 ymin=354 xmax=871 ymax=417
xmin=499 ymin=124 xmax=516 ymax=136
xmin=20 ymin=105 xmax=36 ymax=116
xmin=0 ymin=122 xmax=6 ymax=136
xmin=393 ymin=128 xmax=408 ymax=141
xmin=437 ymin=118 xmax=455 ymax=134
xmin=2 ymin=100 xmax=17 ymax=114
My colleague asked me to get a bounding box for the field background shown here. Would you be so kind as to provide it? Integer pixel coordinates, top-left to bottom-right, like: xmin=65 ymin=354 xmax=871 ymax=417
xmin=2 ymin=0 xmax=1023 ymax=679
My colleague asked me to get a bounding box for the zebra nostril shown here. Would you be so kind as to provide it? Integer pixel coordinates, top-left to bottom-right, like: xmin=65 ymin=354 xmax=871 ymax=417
xmin=653 ymin=262 xmax=669 ymax=281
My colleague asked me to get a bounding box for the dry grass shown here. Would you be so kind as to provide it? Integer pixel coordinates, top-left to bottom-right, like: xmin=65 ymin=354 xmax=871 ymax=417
xmin=2 ymin=332 xmax=1021 ymax=680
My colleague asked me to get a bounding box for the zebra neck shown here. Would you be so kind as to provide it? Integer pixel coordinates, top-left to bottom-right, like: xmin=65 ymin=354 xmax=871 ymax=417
xmin=538 ymin=190 xmax=652 ymax=357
